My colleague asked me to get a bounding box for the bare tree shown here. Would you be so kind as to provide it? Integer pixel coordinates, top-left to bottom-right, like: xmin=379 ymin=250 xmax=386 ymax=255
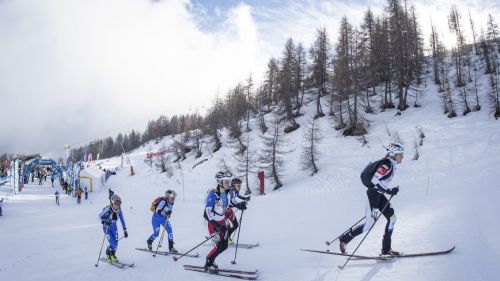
xmin=258 ymin=114 xmax=289 ymax=190
xmin=234 ymin=133 xmax=256 ymax=195
xmin=309 ymin=27 xmax=330 ymax=118
xmin=448 ymin=5 xmax=466 ymax=87
xmin=278 ymin=38 xmax=300 ymax=133
xmin=301 ymin=118 xmax=322 ymax=175
xmin=155 ymin=145 xmax=173 ymax=177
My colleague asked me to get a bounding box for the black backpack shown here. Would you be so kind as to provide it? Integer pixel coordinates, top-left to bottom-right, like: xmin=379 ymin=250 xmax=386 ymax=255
xmin=360 ymin=159 xmax=385 ymax=188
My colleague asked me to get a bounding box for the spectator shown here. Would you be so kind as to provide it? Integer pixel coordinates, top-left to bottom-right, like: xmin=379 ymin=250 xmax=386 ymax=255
xmin=76 ymin=188 xmax=82 ymax=204
xmin=0 ymin=198 xmax=3 ymax=216
xmin=55 ymin=190 xmax=60 ymax=205
xmin=84 ymin=187 xmax=88 ymax=200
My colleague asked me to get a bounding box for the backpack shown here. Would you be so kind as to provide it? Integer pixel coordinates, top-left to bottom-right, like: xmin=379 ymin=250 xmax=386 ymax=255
xmin=150 ymin=196 xmax=165 ymax=212
xmin=360 ymin=158 xmax=385 ymax=188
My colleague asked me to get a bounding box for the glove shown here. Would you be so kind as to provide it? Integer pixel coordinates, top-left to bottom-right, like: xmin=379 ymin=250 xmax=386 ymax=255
xmin=386 ymin=187 xmax=399 ymax=196
xmin=371 ymin=209 xmax=380 ymax=220
xmin=166 ymin=210 xmax=172 ymax=218
xmin=101 ymin=219 xmax=111 ymax=226
xmin=235 ymin=201 xmax=247 ymax=210
xmin=210 ymin=220 xmax=220 ymax=232
xmin=124 ymin=230 xmax=128 ymax=238
xmin=211 ymin=221 xmax=226 ymax=232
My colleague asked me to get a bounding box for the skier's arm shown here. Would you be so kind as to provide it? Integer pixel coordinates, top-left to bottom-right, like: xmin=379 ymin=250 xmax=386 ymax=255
xmin=229 ymin=190 xmax=245 ymax=206
xmin=119 ymin=211 xmax=126 ymax=231
xmin=155 ymin=200 xmax=166 ymax=213
xmin=99 ymin=206 xmax=110 ymax=220
xmin=205 ymin=193 xmax=218 ymax=221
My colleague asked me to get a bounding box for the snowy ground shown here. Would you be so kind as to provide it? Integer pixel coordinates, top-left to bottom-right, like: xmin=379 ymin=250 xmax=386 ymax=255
xmin=1 ymin=80 xmax=500 ymax=281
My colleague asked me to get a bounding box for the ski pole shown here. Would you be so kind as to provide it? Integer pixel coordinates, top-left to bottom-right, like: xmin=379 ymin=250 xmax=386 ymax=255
xmin=230 ymin=210 xmax=245 ymax=264
xmin=172 ymin=233 xmax=218 ymax=262
xmin=338 ymin=195 xmax=394 ymax=270
xmin=95 ymin=225 xmax=109 ymax=267
xmin=153 ymin=226 xmax=166 ymax=257
xmin=326 ymin=216 xmax=366 ymax=246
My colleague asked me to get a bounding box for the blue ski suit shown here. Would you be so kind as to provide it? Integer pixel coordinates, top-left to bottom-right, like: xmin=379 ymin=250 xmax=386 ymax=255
xmin=99 ymin=205 xmax=127 ymax=252
xmin=149 ymin=199 xmax=174 ymax=242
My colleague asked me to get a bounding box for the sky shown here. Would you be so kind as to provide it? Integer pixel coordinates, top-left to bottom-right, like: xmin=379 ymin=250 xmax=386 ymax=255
xmin=0 ymin=0 xmax=498 ymax=158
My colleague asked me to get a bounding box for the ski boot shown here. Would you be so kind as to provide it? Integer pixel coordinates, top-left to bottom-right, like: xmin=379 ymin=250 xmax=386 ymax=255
xmin=204 ymin=259 xmax=218 ymax=273
xmin=110 ymin=250 xmax=119 ymax=262
xmin=381 ymin=248 xmax=401 ymax=257
xmin=168 ymin=240 xmax=178 ymax=254
xmin=106 ymin=249 xmax=113 ymax=262
xmin=147 ymin=238 xmax=153 ymax=251
xmin=339 ymin=241 xmax=348 ymax=254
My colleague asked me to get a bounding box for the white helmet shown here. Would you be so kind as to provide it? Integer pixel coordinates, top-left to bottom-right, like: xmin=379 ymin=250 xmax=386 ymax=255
xmin=386 ymin=143 xmax=404 ymax=157
xmin=110 ymin=194 xmax=122 ymax=205
xmin=215 ymin=171 xmax=232 ymax=184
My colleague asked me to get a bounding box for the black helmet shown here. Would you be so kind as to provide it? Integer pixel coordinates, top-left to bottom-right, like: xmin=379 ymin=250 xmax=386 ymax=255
xmin=231 ymin=178 xmax=242 ymax=185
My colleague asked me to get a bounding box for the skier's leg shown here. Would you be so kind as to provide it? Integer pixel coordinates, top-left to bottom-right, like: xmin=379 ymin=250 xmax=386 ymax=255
xmin=227 ymin=212 xmax=238 ymax=240
xmin=206 ymin=221 xmax=227 ymax=267
xmin=379 ymin=195 xmax=396 ymax=254
xmin=147 ymin=215 xmax=162 ymax=249
xmin=165 ymin=219 xmax=177 ymax=252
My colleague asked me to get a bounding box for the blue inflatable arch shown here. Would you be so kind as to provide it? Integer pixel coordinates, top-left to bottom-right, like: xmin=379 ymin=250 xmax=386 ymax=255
xmin=24 ymin=159 xmax=66 ymax=183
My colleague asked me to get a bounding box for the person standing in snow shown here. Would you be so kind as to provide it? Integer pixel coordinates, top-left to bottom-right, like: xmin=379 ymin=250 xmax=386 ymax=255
xmin=51 ymin=173 xmax=55 ymax=187
xmin=226 ymin=178 xmax=249 ymax=244
xmin=99 ymin=194 xmax=128 ymax=262
xmin=203 ymin=171 xmax=232 ymax=272
xmin=146 ymin=190 xmax=177 ymax=253
xmin=55 ymin=190 xmax=60 ymax=205
xmin=0 ymin=198 xmax=4 ymax=216
xmin=76 ymin=188 xmax=82 ymax=204
xmin=84 ymin=187 xmax=88 ymax=200
xmin=338 ymin=143 xmax=404 ymax=256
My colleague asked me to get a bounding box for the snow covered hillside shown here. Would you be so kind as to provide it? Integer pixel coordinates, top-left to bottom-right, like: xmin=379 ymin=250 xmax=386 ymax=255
xmin=1 ymin=76 xmax=500 ymax=281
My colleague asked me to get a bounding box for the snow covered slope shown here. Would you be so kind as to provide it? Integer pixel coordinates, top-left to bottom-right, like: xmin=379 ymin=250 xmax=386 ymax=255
xmin=1 ymin=76 xmax=500 ymax=281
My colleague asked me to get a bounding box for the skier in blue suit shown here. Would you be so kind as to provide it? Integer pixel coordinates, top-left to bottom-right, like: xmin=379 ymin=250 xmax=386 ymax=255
xmin=147 ymin=190 xmax=177 ymax=253
xmin=99 ymin=194 xmax=128 ymax=262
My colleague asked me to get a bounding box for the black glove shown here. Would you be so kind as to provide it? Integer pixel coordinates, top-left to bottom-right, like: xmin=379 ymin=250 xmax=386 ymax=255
xmin=235 ymin=201 xmax=247 ymax=210
xmin=124 ymin=230 xmax=128 ymax=238
xmin=101 ymin=219 xmax=110 ymax=226
xmin=211 ymin=221 xmax=226 ymax=232
xmin=386 ymin=187 xmax=399 ymax=196
xmin=166 ymin=210 xmax=172 ymax=218
xmin=210 ymin=220 xmax=220 ymax=232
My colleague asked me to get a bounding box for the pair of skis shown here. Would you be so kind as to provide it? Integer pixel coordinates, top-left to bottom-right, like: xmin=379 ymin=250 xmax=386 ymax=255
xmin=183 ymin=265 xmax=260 ymax=280
xmin=204 ymin=243 xmax=260 ymax=249
xmin=99 ymin=258 xmax=135 ymax=269
xmin=301 ymin=245 xmax=456 ymax=261
xmin=135 ymin=247 xmax=200 ymax=258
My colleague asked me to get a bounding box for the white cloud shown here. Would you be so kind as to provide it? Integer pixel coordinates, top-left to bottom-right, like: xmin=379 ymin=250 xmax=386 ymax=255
xmin=0 ymin=0 xmax=264 ymax=156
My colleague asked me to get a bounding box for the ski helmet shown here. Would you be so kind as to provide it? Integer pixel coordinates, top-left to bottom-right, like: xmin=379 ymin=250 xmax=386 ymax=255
xmin=215 ymin=171 xmax=232 ymax=184
xmin=165 ymin=190 xmax=177 ymax=202
xmin=231 ymin=178 xmax=242 ymax=185
xmin=110 ymin=194 xmax=122 ymax=205
xmin=386 ymin=143 xmax=404 ymax=157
